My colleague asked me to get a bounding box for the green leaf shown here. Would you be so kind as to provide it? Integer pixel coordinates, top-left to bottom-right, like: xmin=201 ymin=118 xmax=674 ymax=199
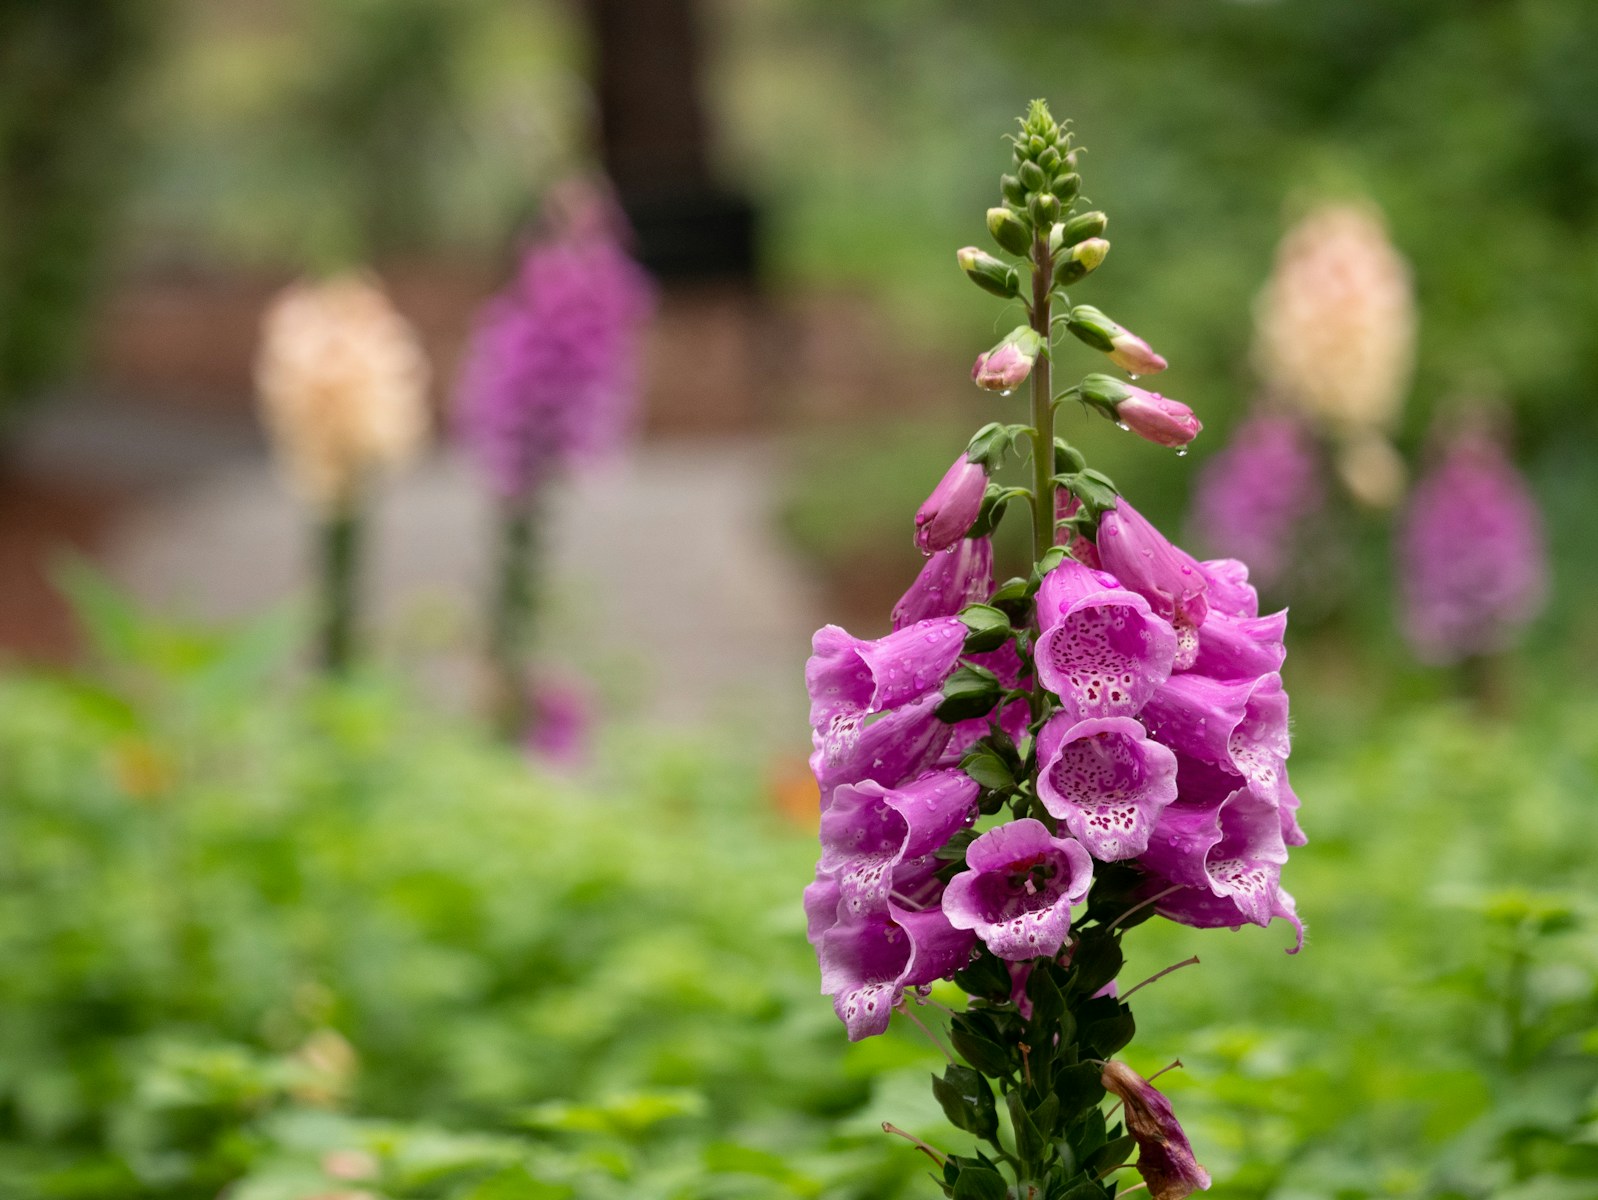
xmin=1007 ymin=1088 xmax=1046 ymax=1164
xmin=1083 ymin=1010 xmax=1136 ymax=1057
xmin=933 ymin=1066 xmax=999 ymax=1139
xmin=953 ymin=1165 xmax=1010 ymax=1200
xmin=1084 ymin=1134 xmax=1134 ymax=1177
xmin=961 ymin=746 xmax=1018 ymax=791
xmin=1054 ymin=1063 xmax=1106 ymax=1122
xmin=938 ymin=665 xmax=1005 ymax=723
xmin=950 ymin=1025 xmax=1012 ymax=1078
xmin=959 ymin=604 xmax=1013 ymax=654
xmin=1067 ymin=937 xmax=1123 ymax=997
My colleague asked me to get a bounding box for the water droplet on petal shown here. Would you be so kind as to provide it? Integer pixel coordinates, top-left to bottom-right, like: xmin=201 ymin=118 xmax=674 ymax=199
xmin=1115 ymin=421 xmax=1130 ymax=432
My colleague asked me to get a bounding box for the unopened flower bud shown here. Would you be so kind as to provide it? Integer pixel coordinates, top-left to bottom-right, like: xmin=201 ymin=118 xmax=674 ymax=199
xmin=1053 ymin=172 xmax=1082 ymax=204
xmin=1000 ymin=174 xmax=1026 ymax=206
xmin=986 ymin=207 xmax=1033 ymax=256
xmin=915 ymin=455 xmax=989 ymax=555
xmin=1018 ymin=160 xmax=1047 ymax=192
xmin=1116 ymin=389 xmax=1202 ymax=448
xmin=1054 ymin=237 xmax=1110 ymax=287
xmin=957 ymin=247 xmax=1020 ymax=299
xmin=971 ymin=327 xmax=1044 ymax=392
xmin=1067 ymin=305 xmax=1167 ymax=375
xmin=1058 ymin=210 xmax=1108 ymax=247
xmin=1029 ymin=192 xmax=1062 ymax=227
xmin=1038 ymin=146 xmax=1061 ymax=172
xmin=1100 ymin=1061 xmax=1212 ymax=1200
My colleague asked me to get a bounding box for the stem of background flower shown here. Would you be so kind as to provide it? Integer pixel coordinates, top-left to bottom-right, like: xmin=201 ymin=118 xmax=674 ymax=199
xmin=318 ymin=505 xmax=360 ymax=675
xmin=489 ymin=492 xmax=538 ymax=739
xmin=1028 ymin=232 xmax=1055 ymax=709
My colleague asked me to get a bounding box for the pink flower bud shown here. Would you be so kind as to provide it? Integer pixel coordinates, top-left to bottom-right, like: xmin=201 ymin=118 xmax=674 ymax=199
xmin=914 ymin=456 xmax=987 ymax=555
xmin=971 ymin=328 xmax=1044 ymax=393
xmin=1117 ymin=388 xmax=1202 ymax=447
xmin=1108 ymin=328 xmax=1169 ymax=376
xmin=1100 ymin=1061 xmax=1212 ymax=1200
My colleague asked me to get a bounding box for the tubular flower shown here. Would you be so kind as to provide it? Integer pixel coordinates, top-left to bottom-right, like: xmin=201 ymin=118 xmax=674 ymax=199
xmin=455 ymin=186 xmax=652 ymax=500
xmin=1188 ymin=412 xmax=1324 ymax=588
xmin=1036 ymin=715 xmax=1179 ymax=861
xmin=818 ymin=771 xmax=980 ymax=920
xmin=806 ymin=620 xmax=968 ymax=764
xmin=915 ymin=455 xmax=988 ymax=554
xmin=1033 ymin=559 xmax=1176 ymax=720
xmin=1116 ymin=389 xmax=1202 ymax=448
xmin=1398 ymin=424 xmax=1548 ymax=664
xmin=942 ymin=819 xmax=1094 ymax=960
xmin=1096 ymin=501 xmax=1209 ymax=668
xmin=816 ymin=902 xmax=977 ymax=1041
xmin=1100 ymin=1061 xmax=1213 ymax=1200
xmin=255 ymin=274 xmax=430 ymax=513
xmin=892 ymin=537 xmax=995 ymax=629
xmin=1252 ymin=201 xmax=1414 ymax=438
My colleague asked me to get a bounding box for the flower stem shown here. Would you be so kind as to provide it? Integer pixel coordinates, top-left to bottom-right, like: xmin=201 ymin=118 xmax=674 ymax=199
xmin=489 ymin=492 xmax=539 ymax=739
xmin=318 ymin=505 xmax=360 ymax=675
xmin=1028 ymin=235 xmax=1055 ymax=565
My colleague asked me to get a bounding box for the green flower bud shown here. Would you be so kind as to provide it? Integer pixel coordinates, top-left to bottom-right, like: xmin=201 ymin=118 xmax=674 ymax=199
xmin=1058 ymin=210 xmax=1108 ymax=247
xmin=986 ymin=207 xmax=1033 ymax=256
xmin=1039 ymin=146 xmax=1061 ymax=172
xmin=1028 ymin=134 xmax=1047 ymax=156
xmin=957 ymin=247 xmax=1020 ymax=299
xmin=1054 ymin=173 xmax=1082 ymax=204
xmin=1074 ymin=372 xmax=1135 ymax=412
xmin=1000 ymin=174 xmax=1026 ymax=206
xmin=1053 ymin=237 xmax=1110 ymax=287
xmin=1029 ymin=192 xmax=1062 ymax=227
xmin=1018 ymin=160 xmax=1047 ymax=193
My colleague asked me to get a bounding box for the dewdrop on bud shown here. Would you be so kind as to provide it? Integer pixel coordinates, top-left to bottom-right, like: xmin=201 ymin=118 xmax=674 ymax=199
xmin=1253 ymin=201 xmax=1414 ymax=436
xmin=255 ymin=274 xmax=430 ymax=513
xmin=957 ymin=247 xmax=1020 ymax=299
xmin=1116 ymin=388 xmax=1202 ymax=448
xmin=1067 ymin=305 xmax=1168 ymax=375
xmin=1054 ymin=237 xmax=1110 ymax=287
xmin=971 ymin=327 xmax=1045 ymax=393
xmin=914 ymin=454 xmax=988 ymax=554
xmin=986 ymin=207 xmax=1033 ymax=256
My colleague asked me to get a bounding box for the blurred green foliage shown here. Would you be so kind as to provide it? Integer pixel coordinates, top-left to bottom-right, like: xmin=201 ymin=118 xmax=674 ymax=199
xmin=0 ymin=574 xmax=1596 ymax=1198
xmin=0 ymin=0 xmax=157 ymax=431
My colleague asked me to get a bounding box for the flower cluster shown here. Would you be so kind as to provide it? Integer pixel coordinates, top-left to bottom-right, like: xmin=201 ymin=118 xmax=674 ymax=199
xmin=455 ymin=182 xmax=653 ymax=500
xmin=1251 ymin=201 xmax=1414 ymax=509
xmin=801 ymin=101 xmax=1305 ymax=1200
xmin=1398 ymin=422 xmax=1548 ymax=665
xmin=805 ymin=498 xmax=1302 ymax=1038
xmin=255 ymin=274 xmax=431 ymax=514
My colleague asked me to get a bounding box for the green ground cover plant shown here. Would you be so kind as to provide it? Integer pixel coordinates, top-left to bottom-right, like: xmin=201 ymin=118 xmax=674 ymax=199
xmin=0 ymin=576 xmax=1594 ymax=1198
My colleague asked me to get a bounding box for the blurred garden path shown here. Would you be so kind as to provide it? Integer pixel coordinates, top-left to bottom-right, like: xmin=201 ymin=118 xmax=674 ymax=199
xmin=99 ymin=435 xmax=823 ymax=735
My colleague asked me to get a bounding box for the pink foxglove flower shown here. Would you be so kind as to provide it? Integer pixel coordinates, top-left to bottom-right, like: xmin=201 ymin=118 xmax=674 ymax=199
xmin=1117 ymin=389 xmax=1202 ymax=448
xmin=1096 ymin=500 xmax=1210 ymax=668
xmin=1101 ymin=1061 xmax=1213 ymax=1200
xmin=1190 ymin=413 xmax=1323 ymax=588
xmin=971 ymin=328 xmax=1044 ymax=392
xmin=456 ymin=189 xmax=652 ymax=499
xmin=942 ymin=819 xmax=1093 ymax=960
xmin=892 ymin=537 xmax=994 ymax=629
xmin=914 ymin=455 xmax=988 ymax=554
xmin=1398 ymin=426 xmax=1547 ymax=664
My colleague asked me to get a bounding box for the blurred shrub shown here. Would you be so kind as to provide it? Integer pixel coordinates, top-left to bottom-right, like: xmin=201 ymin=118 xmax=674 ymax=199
xmin=1 ymin=573 xmax=1596 ymax=1197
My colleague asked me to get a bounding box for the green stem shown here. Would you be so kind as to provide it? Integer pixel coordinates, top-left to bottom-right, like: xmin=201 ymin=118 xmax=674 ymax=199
xmin=319 ymin=506 xmax=360 ymax=675
xmin=489 ymin=492 xmax=539 ymax=739
xmin=1028 ymin=233 xmax=1056 ymax=721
